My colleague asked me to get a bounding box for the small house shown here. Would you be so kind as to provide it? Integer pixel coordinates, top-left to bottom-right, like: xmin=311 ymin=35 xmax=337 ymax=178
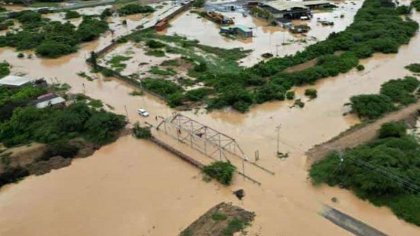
xmin=220 ymin=25 xmax=253 ymax=38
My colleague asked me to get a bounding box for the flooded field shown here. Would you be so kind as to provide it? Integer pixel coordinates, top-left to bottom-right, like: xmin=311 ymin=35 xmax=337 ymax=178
xmin=164 ymin=0 xmax=362 ymax=65
xmin=0 ymin=1 xmax=420 ymax=236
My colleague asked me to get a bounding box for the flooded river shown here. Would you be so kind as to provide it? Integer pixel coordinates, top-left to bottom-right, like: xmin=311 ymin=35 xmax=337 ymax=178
xmin=0 ymin=3 xmax=420 ymax=236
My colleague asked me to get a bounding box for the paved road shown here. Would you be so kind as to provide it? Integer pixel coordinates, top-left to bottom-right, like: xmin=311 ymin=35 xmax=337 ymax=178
xmin=321 ymin=205 xmax=387 ymax=236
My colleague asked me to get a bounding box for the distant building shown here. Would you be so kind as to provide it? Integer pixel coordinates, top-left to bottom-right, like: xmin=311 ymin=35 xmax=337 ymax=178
xmin=0 ymin=75 xmax=33 ymax=87
xmin=220 ymin=25 xmax=253 ymax=37
xmin=258 ymin=1 xmax=310 ymax=20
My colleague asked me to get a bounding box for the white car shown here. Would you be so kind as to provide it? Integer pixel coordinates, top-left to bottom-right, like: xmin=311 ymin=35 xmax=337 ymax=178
xmin=138 ymin=108 xmax=150 ymax=117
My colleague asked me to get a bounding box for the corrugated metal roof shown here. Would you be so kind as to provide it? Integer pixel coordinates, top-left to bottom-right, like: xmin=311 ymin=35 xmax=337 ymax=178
xmin=263 ymin=0 xmax=308 ymax=11
xmin=35 ymin=97 xmax=66 ymax=109
xmin=0 ymin=75 xmax=33 ymax=87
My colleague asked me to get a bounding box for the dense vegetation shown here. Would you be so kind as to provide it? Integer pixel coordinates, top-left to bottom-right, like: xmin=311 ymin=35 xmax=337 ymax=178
xmin=117 ymin=4 xmax=154 ymax=16
xmin=0 ymin=61 xmax=10 ymax=78
xmin=406 ymin=63 xmax=420 ymax=73
xmin=0 ymin=10 xmax=108 ymax=57
xmin=350 ymin=76 xmax=419 ymax=119
xmin=412 ymin=0 xmax=420 ymax=11
xmin=203 ymin=161 xmax=236 ymax=185
xmin=0 ymin=85 xmax=126 ymax=147
xmin=310 ymin=121 xmax=420 ymax=226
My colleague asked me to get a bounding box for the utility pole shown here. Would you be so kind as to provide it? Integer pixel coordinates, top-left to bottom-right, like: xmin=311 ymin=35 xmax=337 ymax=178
xmin=124 ymin=105 xmax=129 ymax=123
xmin=276 ymin=125 xmax=281 ymax=155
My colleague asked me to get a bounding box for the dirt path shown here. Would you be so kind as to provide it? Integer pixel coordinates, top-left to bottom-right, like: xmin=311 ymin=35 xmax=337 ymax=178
xmin=306 ymin=101 xmax=420 ymax=164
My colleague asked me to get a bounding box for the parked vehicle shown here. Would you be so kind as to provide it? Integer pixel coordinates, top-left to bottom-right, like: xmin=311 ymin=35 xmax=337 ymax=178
xmin=138 ymin=108 xmax=150 ymax=117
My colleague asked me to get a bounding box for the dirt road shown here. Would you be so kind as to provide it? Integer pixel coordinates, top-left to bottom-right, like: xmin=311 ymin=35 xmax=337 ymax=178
xmin=306 ymin=101 xmax=420 ymax=164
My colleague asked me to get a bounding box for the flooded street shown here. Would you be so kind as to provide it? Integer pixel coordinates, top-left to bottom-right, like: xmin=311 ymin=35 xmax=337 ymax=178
xmin=0 ymin=3 xmax=420 ymax=236
xmin=164 ymin=1 xmax=362 ymax=65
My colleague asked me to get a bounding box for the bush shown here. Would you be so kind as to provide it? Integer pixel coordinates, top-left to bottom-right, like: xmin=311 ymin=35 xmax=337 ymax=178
xmin=405 ymin=63 xmax=420 ymax=73
xmin=356 ymin=64 xmax=365 ymax=71
xmin=285 ymin=91 xmax=295 ymax=100
xmin=146 ymin=39 xmax=165 ymax=48
xmin=133 ymin=122 xmax=152 ymax=139
xmin=0 ymin=61 xmax=10 ymax=78
xmin=118 ymin=4 xmax=155 ymax=16
xmin=350 ymin=94 xmax=395 ymax=119
xmin=379 ymin=77 xmax=419 ymax=105
xmin=304 ymin=88 xmax=317 ymax=99
xmin=65 ymin=11 xmax=81 ymax=19
xmin=203 ymin=161 xmax=236 ymax=185
xmin=378 ymin=121 xmax=406 ymax=138
xmin=36 ymin=41 xmax=75 ymax=58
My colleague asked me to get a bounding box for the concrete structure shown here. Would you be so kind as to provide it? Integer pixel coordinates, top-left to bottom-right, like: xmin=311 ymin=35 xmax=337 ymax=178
xmin=0 ymin=75 xmax=33 ymax=87
xmin=220 ymin=25 xmax=253 ymax=37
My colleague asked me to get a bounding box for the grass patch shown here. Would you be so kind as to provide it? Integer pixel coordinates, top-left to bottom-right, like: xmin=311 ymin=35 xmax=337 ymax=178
xmin=107 ymin=55 xmax=131 ymax=72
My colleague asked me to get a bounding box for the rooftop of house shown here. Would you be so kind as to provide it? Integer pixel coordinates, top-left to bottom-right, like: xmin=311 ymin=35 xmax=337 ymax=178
xmin=0 ymin=75 xmax=33 ymax=87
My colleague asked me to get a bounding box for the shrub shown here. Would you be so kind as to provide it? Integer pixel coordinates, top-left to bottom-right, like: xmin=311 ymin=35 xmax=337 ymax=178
xmin=356 ymin=64 xmax=365 ymax=71
xmin=379 ymin=77 xmax=419 ymax=105
xmin=378 ymin=121 xmax=406 ymax=138
xmin=118 ymin=4 xmax=155 ymax=16
xmin=285 ymin=91 xmax=295 ymax=100
xmin=304 ymin=88 xmax=317 ymax=99
xmin=65 ymin=11 xmax=81 ymax=19
xmin=0 ymin=61 xmax=10 ymax=78
xmin=350 ymin=94 xmax=395 ymax=119
xmin=133 ymin=122 xmax=152 ymax=139
xmin=36 ymin=41 xmax=75 ymax=58
xmin=146 ymin=39 xmax=165 ymax=48
xmin=405 ymin=63 xmax=420 ymax=73
xmin=203 ymin=161 xmax=236 ymax=185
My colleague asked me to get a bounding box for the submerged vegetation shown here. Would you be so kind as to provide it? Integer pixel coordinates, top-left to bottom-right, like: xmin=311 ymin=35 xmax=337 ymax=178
xmin=350 ymin=76 xmax=419 ymax=119
xmin=310 ymin=121 xmax=420 ymax=226
xmin=117 ymin=3 xmax=154 ymax=16
xmin=0 ymin=10 xmax=108 ymax=58
xmin=203 ymin=161 xmax=236 ymax=185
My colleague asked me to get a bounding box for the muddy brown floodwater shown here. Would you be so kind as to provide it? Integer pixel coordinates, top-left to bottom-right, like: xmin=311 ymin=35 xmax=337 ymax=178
xmin=1 ymin=4 xmax=420 ymax=236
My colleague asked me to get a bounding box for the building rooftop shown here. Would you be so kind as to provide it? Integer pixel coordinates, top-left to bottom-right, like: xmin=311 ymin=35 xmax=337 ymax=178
xmin=263 ymin=0 xmax=308 ymax=11
xmin=35 ymin=96 xmax=66 ymax=109
xmin=234 ymin=25 xmax=252 ymax=33
xmin=0 ymin=75 xmax=33 ymax=87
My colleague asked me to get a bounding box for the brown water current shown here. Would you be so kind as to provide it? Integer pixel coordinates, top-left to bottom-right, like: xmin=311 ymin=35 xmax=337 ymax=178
xmin=0 ymin=5 xmax=420 ymax=236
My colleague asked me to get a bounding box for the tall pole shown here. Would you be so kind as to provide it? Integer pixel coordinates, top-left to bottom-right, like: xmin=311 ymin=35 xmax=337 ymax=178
xmin=124 ymin=105 xmax=129 ymax=123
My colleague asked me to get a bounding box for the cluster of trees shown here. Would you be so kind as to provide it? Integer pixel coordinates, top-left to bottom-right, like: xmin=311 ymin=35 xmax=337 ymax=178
xmin=203 ymin=161 xmax=236 ymax=185
xmin=252 ymin=0 xmax=418 ymax=77
xmin=0 ymin=10 xmax=108 ymax=57
xmin=132 ymin=122 xmax=151 ymax=139
xmin=350 ymin=76 xmax=419 ymax=119
xmin=117 ymin=4 xmax=154 ymax=16
xmin=64 ymin=10 xmax=80 ymax=19
xmin=310 ymin=121 xmax=420 ymax=226
xmin=0 ymin=99 xmax=126 ymax=147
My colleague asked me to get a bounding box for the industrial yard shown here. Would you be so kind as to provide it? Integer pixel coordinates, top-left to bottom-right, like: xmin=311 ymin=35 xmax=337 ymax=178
xmin=0 ymin=0 xmax=419 ymax=236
